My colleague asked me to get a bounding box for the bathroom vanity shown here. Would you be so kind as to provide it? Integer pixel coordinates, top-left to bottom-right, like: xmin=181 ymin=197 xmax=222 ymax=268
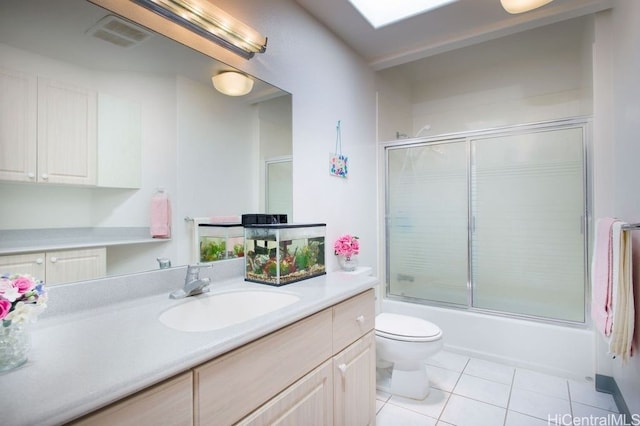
xmin=0 ymin=265 xmax=377 ymax=425
xmin=73 ymin=289 xmax=374 ymax=425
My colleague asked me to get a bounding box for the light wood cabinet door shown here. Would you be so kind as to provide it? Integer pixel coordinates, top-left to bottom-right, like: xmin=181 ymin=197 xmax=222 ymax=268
xmin=333 ymin=332 xmax=376 ymax=426
xmin=71 ymin=372 xmax=193 ymax=426
xmin=195 ymin=308 xmax=333 ymax=426
xmin=0 ymin=252 xmax=46 ymax=280
xmin=238 ymin=360 xmax=334 ymax=426
xmin=0 ymin=248 xmax=106 ymax=285
xmin=37 ymin=78 xmax=97 ymax=185
xmin=45 ymin=248 xmax=106 ymax=285
xmin=0 ymin=68 xmax=37 ymax=182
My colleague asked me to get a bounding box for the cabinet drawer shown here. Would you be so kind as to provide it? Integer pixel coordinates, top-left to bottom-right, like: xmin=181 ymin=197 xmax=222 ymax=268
xmin=46 ymin=247 xmax=106 ymax=285
xmin=71 ymin=372 xmax=193 ymax=426
xmin=0 ymin=248 xmax=106 ymax=285
xmin=194 ymin=308 xmax=333 ymax=426
xmin=0 ymin=252 xmax=46 ymax=278
xmin=332 ymin=289 xmax=375 ymax=353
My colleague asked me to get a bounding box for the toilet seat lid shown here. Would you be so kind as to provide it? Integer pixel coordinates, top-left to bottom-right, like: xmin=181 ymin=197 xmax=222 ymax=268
xmin=375 ymin=313 xmax=442 ymax=342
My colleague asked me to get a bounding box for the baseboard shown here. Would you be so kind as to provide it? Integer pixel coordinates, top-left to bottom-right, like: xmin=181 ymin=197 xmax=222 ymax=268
xmin=595 ymin=374 xmax=632 ymax=420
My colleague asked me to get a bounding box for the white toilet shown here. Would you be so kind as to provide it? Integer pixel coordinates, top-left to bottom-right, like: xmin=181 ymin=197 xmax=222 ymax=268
xmin=375 ymin=312 xmax=443 ymax=400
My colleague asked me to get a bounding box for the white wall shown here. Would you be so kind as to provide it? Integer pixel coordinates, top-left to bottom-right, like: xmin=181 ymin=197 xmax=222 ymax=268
xmin=259 ymin=96 xmax=293 ymax=160
xmin=90 ymin=72 xmax=177 ymax=228
xmin=97 ymin=74 xmax=280 ymax=272
xmin=174 ymin=76 xmax=260 ymax=266
xmin=258 ymin=95 xmax=293 ymax=213
xmin=206 ymin=0 xmax=379 ymax=274
xmin=375 ymin=75 xmax=412 ymax=142
xmin=378 ymin=17 xmax=594 ymax=139
xmin=595 ymin=0 xmax=640 ymax=414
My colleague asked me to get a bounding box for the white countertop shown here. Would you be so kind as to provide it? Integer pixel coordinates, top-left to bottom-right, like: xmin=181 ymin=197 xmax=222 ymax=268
xmin=0 ymin=269 xmax=377 ymax=426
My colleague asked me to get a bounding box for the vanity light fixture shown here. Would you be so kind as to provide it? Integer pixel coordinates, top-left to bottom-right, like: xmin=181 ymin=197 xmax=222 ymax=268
xmin=212 ymin=71 xmax=254 ymax=96
xmin=130 ymin=0 xmax=267 ymax=59
xmin=500 ymin=0 xmax=554 ymax=14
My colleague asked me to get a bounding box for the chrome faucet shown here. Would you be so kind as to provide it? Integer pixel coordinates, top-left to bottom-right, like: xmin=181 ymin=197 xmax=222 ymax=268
xmin=169 ymin=264 xmax=212 ymax=299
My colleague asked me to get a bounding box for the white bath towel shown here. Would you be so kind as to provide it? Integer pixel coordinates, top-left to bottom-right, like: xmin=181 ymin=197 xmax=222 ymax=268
xmin=608 ymin=224 xmax=635 ymax=361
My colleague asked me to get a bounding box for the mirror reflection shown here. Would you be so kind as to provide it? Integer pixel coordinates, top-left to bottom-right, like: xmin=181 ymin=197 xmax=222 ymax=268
xmin=0 ymin=0 xmax=292 ymax=285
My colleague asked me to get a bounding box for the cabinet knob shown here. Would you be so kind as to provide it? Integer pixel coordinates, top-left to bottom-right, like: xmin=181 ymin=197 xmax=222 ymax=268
xmin=41 ymin=173 xmax=49 ymax=180
xmin=27 ymin=172 xmax=36 ymax=180
xmin=36 ymin=258 xmax=44 ymax=265
xmin=356 ymin=315 xmax=365 ymax=323
xmin=337 ymin=363 xmax=348 ymax=377
xmin=50 ymin=256 xmax=58 ymax=263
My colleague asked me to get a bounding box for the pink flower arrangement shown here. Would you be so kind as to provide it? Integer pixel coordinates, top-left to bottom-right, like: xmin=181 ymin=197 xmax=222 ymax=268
xmin=334 ymin=234 xmax=360 ymax=259
xmin=0 ymin=273 xmax=47 ymax=326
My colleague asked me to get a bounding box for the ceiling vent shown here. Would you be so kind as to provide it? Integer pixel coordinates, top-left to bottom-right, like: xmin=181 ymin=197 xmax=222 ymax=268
xmin=86 ymin=15 xmax=153 ymax=48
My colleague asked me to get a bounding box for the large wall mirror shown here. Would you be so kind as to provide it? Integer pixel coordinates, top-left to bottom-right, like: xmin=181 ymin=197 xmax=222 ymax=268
xmin=0 ymin=0 xmax=292 ymax=284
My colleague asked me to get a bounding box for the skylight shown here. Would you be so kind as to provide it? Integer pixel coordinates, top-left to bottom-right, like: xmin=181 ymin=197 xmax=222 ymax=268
xmin=348 ymin=0 xmax=459 ymax=29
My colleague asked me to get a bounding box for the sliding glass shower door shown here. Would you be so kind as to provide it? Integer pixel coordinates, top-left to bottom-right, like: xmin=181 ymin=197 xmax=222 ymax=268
xmin=470 ymin=128 xmax=585 ymax=322
xmin=386 ymin=141 xmax=469 ymax=305
xmin=385 ymin=122 xmax=587 ymax=323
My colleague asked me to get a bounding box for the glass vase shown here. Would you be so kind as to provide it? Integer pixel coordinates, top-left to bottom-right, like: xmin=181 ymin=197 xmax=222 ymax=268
xmin=0 ymin=323 xmax=31 ymax=372
xmin=338 ymin=255 xmax=358 ymax=272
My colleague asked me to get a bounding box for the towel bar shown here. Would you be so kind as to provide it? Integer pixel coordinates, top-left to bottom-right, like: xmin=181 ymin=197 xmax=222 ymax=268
xmin=621 ymin=223 xmax=640 ymax=230
xmin=184 ymin=216 xmax=211 ymax=223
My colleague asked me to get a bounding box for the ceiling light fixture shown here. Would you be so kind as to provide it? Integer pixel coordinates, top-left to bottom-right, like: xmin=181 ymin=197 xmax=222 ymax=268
xmin=212 ymin=71 xmax=254 ymax=96
xmin=500 ymin=0 xmax=554 ymax=14
xmin=130 ymin=0 xmax=267 ymax=59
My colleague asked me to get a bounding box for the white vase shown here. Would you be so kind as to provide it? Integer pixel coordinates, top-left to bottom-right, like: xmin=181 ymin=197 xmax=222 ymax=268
xmin=338 ymin=255 xmax=358 ymax=272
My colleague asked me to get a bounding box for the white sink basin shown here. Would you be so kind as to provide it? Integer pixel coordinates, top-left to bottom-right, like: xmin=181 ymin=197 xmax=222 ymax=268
xmin=158 ymin=290 xmax=300 ymax=332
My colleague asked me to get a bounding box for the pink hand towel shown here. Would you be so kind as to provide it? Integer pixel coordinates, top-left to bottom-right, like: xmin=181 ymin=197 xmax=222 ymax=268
xmin=150 ymin=191 xmax=171 ymax=238
xmin=591 ymin=217 xmax=618 ymax=336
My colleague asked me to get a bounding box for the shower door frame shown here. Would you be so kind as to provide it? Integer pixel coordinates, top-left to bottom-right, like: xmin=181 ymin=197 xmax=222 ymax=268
xmin=382 ymin=117 xmax=592 ymax=327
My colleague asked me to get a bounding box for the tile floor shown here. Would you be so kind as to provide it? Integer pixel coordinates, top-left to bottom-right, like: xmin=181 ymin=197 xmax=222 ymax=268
xmin=376 ymin=351 xmax=620 ymax=426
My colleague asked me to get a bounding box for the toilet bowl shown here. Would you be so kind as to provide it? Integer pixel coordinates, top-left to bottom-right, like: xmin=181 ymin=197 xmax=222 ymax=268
xmin=375 ymin=312 xmax=443 ymax=400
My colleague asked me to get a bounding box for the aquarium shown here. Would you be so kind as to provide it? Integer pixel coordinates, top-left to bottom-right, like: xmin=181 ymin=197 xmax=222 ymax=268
xmin=244 ymin=223 xmax=326 ymax=286
xmin=199 ymin=224 xmax=244 ymax=262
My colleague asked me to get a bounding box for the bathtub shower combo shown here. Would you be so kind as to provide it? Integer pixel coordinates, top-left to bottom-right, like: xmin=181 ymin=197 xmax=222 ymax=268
xmin=378 ymin=119 xmax=593 ymax=396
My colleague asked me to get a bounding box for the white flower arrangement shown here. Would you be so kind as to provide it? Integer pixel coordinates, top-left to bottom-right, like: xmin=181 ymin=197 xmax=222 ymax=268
xmin=0 ymin=273 xmax=47 ymax=327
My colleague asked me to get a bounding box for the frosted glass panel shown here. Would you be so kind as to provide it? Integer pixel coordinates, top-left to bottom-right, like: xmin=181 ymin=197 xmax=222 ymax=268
xmin=386 ymin=142 xmax=468 ymax=305
xmin=470 ymin=128 xmax=585 ymax=321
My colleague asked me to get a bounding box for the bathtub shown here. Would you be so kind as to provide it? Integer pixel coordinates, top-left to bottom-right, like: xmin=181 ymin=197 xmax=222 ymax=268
xmin=381 ymin=298 xmax=595 ymax=380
